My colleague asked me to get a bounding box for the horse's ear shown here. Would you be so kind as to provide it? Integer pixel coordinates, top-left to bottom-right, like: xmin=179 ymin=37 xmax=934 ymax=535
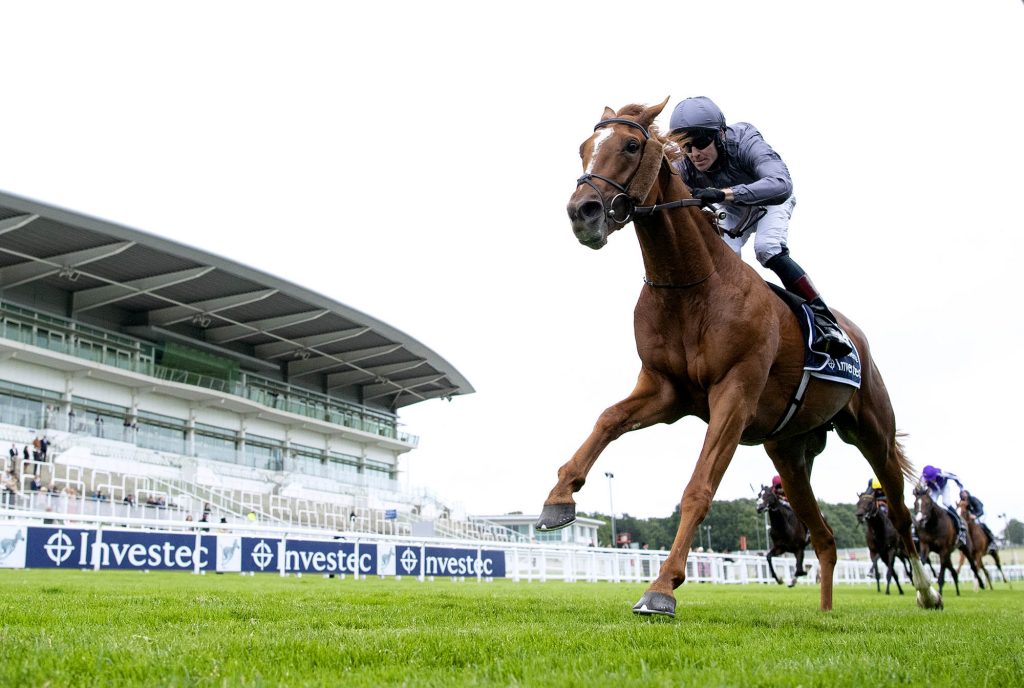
xmin=638 ymin=97 xmax=670 ymax=130
xmin=602 ymin=106 xmax=616 ymax=120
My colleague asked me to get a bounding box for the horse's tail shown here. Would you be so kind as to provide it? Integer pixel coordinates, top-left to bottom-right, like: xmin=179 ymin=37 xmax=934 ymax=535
xmin=893 ymin=430 xmax=915 ymax=483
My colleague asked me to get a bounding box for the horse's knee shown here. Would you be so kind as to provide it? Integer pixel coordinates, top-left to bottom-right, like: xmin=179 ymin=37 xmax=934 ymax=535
xmin=681 ymin=484 xmax=713 ymax=517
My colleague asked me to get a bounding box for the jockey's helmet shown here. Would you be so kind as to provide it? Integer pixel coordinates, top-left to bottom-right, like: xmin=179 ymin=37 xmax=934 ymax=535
xmin=871 ymin=478 xmax=882 ymax=490
xmin=922 ymin=465 xmax=940 ymax=482
xmin=771 ymin=475 xmax=782 ymax=489
xmin=669 ymin=96 xmax=727 ymax=135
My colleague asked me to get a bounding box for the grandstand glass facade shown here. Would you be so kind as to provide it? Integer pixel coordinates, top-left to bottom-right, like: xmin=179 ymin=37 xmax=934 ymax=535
xmin=0 ymin=300 xmax=416 ymax=445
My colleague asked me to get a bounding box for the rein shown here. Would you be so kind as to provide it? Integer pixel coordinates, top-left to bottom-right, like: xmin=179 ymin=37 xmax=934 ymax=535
xmin=576 ymin=117 xmax=706 ymax=225
xmin=577 ymin=116 xmax=712 ymax=289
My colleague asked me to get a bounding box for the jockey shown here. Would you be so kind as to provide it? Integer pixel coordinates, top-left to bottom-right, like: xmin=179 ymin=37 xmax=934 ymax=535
xmin=959 ymin=489 xmax=998 ymax=553
xmin=668 ymin=96 xmax=852 ymax=358
xmin=920 ymin=465 xmax=967 ymax=547
xmin=866 ymin=477 xmax=888 ymax=513
xmin=771 ymin=475 xmax=789 ymax=505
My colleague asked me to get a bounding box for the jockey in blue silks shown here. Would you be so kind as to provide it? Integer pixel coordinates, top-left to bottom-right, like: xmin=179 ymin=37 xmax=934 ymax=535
xmin=921 ymin=465 xmax=967 ymax=547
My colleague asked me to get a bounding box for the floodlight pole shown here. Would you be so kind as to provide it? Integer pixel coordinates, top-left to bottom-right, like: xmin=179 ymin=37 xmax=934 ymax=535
xmin=604 ymin=471 xmax=616 ymax=548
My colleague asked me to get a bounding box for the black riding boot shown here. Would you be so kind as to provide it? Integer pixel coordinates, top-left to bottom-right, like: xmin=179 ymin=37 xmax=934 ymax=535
xmin=981 ymin=523 xmax=998 ymax=553
xmin=764 ymin=249 xmax=853 ymax=358
xmin=948 ymin=506 xmax=968 ymax=547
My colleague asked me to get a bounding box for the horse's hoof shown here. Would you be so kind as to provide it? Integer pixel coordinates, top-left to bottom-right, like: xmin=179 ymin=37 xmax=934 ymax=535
xmin=787 ymin=580 xmax=797 ymax=588
xmin=916 ymin=588 xmax=943 ymax=610
xmin=536 ymin=503 xmax=576 ymax=531
xmin=632 ymin=591 xmax=676 ymax=618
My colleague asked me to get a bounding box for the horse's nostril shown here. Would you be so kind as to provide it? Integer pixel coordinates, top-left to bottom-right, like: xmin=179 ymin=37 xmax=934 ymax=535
xmin=579 ymin=200 xmax=603 ymax=221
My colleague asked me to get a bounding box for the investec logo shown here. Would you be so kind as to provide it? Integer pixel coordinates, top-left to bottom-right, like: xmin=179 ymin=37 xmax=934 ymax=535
xmin=43 ymin=529 xmax=208 ymax=569
xmin=423 ymin=551 xmax=494 ymax=577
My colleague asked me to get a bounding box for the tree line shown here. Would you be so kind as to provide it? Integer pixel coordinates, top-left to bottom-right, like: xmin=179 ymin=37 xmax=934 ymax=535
xmin=580 ymin=499 xmax=1024 ymax=551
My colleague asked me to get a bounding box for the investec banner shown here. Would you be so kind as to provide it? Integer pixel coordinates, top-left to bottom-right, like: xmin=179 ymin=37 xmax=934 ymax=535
xmin=0 ymin=524 xmax=505 ymax=577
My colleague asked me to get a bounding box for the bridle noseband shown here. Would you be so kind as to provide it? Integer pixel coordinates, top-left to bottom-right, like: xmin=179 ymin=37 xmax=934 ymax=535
xmin=575 ymin=117 xmax=703 ymax=225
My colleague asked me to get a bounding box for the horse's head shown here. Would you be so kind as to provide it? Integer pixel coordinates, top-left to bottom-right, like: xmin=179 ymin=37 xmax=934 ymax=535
xmin=855 ymin=491 xmax=876 ymax=524
xmin=568 ymin=98 xmax=670 ymax=249
xmin=913 ymin=484 xmax=933 ymax=525
xmin=755 ymin=484 xmax=775 ymax=514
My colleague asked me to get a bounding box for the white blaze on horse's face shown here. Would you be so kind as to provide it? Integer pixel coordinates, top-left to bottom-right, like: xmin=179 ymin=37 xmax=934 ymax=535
xmin=584 ymin=127 xmax=615 ymax=174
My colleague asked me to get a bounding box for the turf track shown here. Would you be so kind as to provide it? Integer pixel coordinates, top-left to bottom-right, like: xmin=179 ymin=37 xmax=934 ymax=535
xmin=0 ymin=569 xmax=1021 ymax=687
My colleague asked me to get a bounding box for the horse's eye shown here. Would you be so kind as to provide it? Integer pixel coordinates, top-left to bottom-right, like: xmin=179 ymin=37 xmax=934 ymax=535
xmin=626 ymin=139 xmax=641 ymax=154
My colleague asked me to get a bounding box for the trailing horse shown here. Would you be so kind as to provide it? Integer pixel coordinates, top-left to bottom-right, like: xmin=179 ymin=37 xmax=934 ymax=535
xmin=957 ymin=501 xmax=1011 ymax=590
xmin=756 ymin=485 xmax=810 ymax=587
xmin=855 ymin=490 xmax=912 ymax=594
xmin=913 ymin=485 xmax=981 ymax=596
xmin=537 ymin=99 xmax=941 ymax=616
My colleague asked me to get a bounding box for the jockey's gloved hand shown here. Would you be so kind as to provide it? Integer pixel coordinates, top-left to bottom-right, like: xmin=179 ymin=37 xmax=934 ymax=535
xmin=690 ymin=188 xmax=726 ymax=206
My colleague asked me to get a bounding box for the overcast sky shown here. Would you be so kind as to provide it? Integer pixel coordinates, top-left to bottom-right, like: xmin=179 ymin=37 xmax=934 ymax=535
xmin=3 ymin=2 xmax=1022 ymax=529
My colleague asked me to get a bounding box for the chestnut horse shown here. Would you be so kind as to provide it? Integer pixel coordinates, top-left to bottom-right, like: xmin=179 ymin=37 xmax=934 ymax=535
xmin=855 ymin=490 xmax=912 ymax=594
xmin=756 ymin=485 xmax=810 ymax=587
xmin=912 ymin=485 xmax=980 ymax=596
xmin=537 ymin=99 xmax=941 ymax=616
xmin=957 ymin=501 xmax=1011 ymax=590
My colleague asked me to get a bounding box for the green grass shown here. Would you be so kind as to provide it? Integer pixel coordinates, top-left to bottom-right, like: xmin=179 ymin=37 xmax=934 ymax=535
xmin=0 ymin=570 xmax=1021 ymax=687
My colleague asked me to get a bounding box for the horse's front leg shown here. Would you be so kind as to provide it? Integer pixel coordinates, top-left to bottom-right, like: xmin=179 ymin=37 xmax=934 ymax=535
xmin=633 ymin=373 xmax=761 ymax=617
xmin=537 ymin=369 xmax=680 ymax=531
xmin=766 ymin=548 xmax=783 ymax=585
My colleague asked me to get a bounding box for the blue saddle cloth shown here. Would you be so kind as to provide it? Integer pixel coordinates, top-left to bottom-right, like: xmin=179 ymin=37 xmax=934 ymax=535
xmin=797 ymin=303 xmax=861 ymax=389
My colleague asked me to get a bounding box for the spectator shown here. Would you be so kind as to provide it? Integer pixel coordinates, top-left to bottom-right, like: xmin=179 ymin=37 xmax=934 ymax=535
xmin=7 ymin=443 xmax=15 ymax=461
xmin=32 ymin=436 xmax=41 ymax=460
xmin=39 ymin=437 xmax=49 ymax=461
xmin=29 ymin=476 xmax=42 ymax=492
xmin=2 ymin=470 xmax=18 ymax=506
xmin=68 ymin=408 xmax=76 ymax=431
xmin=22 ymin=445 xmax=29 ymax=463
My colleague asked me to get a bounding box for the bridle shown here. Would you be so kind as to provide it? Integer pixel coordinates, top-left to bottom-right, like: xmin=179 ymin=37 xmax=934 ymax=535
xmin=575 ymin=117 xmax=703 ymax=226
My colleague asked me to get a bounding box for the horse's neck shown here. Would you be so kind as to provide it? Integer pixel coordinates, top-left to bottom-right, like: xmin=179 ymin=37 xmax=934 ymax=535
xmin=868 ymin=513 xmax=892 ymax=540
xmin=768 ymin=505 xmax=793 ymax=530
xmin=633 ymin=165 xmax=729 ymax=287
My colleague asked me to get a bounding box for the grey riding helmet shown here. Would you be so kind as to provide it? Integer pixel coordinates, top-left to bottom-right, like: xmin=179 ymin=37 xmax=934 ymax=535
xmin=669 ymin=96 xmax=726 ymax=134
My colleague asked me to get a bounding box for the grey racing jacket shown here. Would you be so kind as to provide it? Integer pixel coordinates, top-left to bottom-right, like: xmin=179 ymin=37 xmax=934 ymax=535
xmin=676 ymin=122 xmax=793 ymax=206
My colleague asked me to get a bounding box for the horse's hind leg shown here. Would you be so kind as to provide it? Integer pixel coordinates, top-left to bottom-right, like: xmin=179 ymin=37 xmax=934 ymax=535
xmin=789 ymin=548 xmax=807 ymax=588
xmin=831 ymin=357 xmax=942 ymax=609
xmin=537 ymin=369 xmax=681 ymax=530
xmin=763 ymin=433 xmax=836 ymax=610
xmin=993 ymin=553 xmax=1011 ymax=587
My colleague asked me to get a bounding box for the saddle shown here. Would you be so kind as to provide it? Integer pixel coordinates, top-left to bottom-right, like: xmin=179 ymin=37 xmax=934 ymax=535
xmin=766 ymin=283 xmax=861 ymax=436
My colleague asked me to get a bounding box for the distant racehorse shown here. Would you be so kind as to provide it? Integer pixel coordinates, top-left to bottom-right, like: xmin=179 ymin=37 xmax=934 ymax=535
xmin=855 ymin=491 xmax=912 ymax=594
xmin=957 ymin=501 xmax=1011 ymax=590
xmin=913 ymin=485 xmax=980 ymax=596
xmin=536 ymin=99 xmax=941 ymax=616
xmin=756 ymin=485 xmax=810 ymax=587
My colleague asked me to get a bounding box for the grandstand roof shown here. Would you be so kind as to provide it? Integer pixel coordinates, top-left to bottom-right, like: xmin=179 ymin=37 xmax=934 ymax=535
xmin=0 ymin=189 xmax=474 ymax=411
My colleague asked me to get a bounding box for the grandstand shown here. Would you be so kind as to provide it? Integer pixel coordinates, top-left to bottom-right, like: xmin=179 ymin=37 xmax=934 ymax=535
xmin=0 ymin=189 xmax=526 ymax=544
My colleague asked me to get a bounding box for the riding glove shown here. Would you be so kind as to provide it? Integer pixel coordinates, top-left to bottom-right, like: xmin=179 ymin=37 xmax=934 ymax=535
xmin=690 ymin=188 xmax=726 ymax=205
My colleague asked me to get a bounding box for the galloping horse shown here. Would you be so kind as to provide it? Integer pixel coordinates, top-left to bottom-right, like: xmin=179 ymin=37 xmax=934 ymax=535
xmin=957 ymin=501 xmax=1011 ymax=590
xmin=537 ymin=99 xmax=941 ymax=616
xmin=913 ymin=485 xmax=980 ymax=596
xmin=855 ymin=490 xmax=912 ymax=594
xmin=756 ymin=485 xmax=810 ymax=587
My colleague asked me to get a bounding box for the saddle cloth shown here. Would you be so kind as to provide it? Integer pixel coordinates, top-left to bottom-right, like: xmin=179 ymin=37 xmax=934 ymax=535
xmin=798 ymin=303 xmax=862 ymax=389
xmin=766 ymin=282 xmax=861 ymax=389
